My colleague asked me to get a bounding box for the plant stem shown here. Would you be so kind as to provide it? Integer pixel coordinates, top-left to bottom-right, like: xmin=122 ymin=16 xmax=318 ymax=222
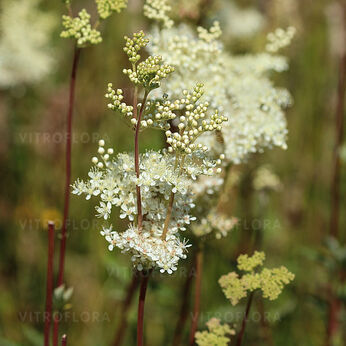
xmin=189 ymin=249 xmax=203 ymax=345
xmin=236 ymin=291 xmax=254 ymax=346
xmin=137 ymin=270 xmax=151 ymax=346
xmin=57 ymin=46 xmax=81 ymax=286
xmin=172 ymin=260 xmax=195 ymax=346
xmin=113 ymin=273 xmax=140 ymax=346
xmin=54 ymin=45 xmax=81 ymax=346
xmin=61 ymin=334 xmax=67 ymax=346
xmin=134 ymin=90 xmax=149 ymax=231
xmin=161 ymin=156 xmax=183 ymax=240
xmin=44 ymin=222 xmax=55 ymax=346
xmin=52 ymin=317 xmax=59 ymax=346
xmin=161 ymin=191 xmax=175 ymax=240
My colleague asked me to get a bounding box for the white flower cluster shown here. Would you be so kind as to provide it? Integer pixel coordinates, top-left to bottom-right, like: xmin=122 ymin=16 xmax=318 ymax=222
xmin=144 ymin=0 xmax=174 ymax=28
xmin=102 ymin=224 xmax=191 ymax=274
xmin=266 ymin=27 xmax=296 ymax=53
xmin=61 ymin=9 xmax=102 ymax=47
xmin=0 ymin=0 xmax=56 ymax=88
xmin=253 ymin=165 xmax=282 ymax=191
xmin=217 ymin=1 xmax=265 ymax=39
xmin=192 ymin=209 xmax=238 ymax=239
xmin=148 ymin=22 xmax=293 ymax=164
xmin=72 ymin=140 xmax=224 ymax=273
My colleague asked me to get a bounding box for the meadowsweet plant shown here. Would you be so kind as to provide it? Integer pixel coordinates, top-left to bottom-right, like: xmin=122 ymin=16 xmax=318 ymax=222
xmin=73 ymin=31 xmax=227 ymax=275
xmin=52 ymin=0 xmax=128 ymax=343
xmin=58 ymin=0 xmax=128 ymax=285
xmin=72 ymin=29 xmax=228 ymax=344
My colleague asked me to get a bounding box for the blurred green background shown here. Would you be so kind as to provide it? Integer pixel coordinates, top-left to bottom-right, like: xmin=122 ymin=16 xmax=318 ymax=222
xmin=0 ymin=0 xmax=345 ymax=345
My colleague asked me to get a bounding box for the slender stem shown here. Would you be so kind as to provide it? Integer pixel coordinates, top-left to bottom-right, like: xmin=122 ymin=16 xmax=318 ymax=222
xmin=257 ymin=297 xmax=274 ymax=346
xmin=57 ymin=46 xmax=81 ymax=286
xmin=236 ymin=291 xmax=255 ymax=346
xmin=44 ymin=222 xmax=55 ymax=346
xmin=134 ymin=90 xmax=149 ymax=231
xmin=189 ymin=249 xmax=203 ymax=345
xmin=54 ymin=45 xmax=81 ymax=346
xmin=113 ymin=273 xmax=140 ymax=346
xmin=161 ymin=156 xmax=184 ymax=240
xmin=326 ymin=291 xmax=342 ymax=346
xmin=161 ymin=191 xmax=175 ymax=240
xmin=172 ymin=260 xmax=195 ymax=346
xmin=61 ymin=334 xmax=67 ymax=346
xmin=137 ymin=270 xmax=151 ymax=346
xmin=52 ymin=317 xmax=59 ymax=346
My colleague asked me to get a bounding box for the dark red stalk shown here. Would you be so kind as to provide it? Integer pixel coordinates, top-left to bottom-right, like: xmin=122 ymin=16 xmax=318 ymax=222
xmin=54 ymin=45 xmax=81 ymax=346
xmin=57 ymin=46 xmax=81 ymax=286
xmin=137 ymin=270 xmax=151 ymax=346
xmin=113 ymin=273 xmax=140 ymax=346
xmin=44 ymin=222 xmax=55 ymax=346
xmin=189 ymin=250 xmax=203 ymax=345
xmin=61 ymin=334 xmax=67 ymax=346
xmin=52 ymin=316 xmax=59 ymax=346
xmin=236 ymin=291 xmax=254 ymax=346
xmin=172 ymin=261 xmax=195 ymax=346
xmin=134 ymin=91 xmax=149 ymax=230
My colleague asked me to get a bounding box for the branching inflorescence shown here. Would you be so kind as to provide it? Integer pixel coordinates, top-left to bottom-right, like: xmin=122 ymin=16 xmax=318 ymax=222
xmin=73 ymin=31 xmax=228 ymax=275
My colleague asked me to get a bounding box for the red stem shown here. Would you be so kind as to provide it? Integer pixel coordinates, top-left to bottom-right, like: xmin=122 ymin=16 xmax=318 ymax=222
xmin=137 ymin=270 xmax=151 ymax=346
xmin=57 ymin=46 xmax=81 ymax=286
xmin=113 ymin=273 xmax=140 ymax=346
xmin=44 ymin=222 xmax=55 ymax=346
xmin=54 ymin=45 xmax=81 ymax=346
xmin=61 ymin=334 xmax=67 ymax=346
xmin=172 ymin=261 xmax=195 ymax=346
xmin=134 ymin=91 xmax=149 ymax=230
xmin=236 ymin=291 xmax=254 ymax=346
xmin=189 ymin=250 xmax=203 ymax=345
xmin=52 ymin=317 xmax=59 ymax=346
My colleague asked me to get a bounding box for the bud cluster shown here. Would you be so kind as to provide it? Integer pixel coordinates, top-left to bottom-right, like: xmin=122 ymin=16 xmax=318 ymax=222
xmin=124 ymin=55 xmax=174 ymax=90
xmin=61 ymin=9 xmax=102 ymax=47
xmin=123 ymin=31 xmax=149 ymax=64
xmin=96 ymin=0 xmax=128 ymax=19
xmin=143 ymin=0 xmax=174 ymax=29
xmin=105 ymin=84 xmax=133 ymax=118
xmin=165 ymin=84 xmax=228 ymax=155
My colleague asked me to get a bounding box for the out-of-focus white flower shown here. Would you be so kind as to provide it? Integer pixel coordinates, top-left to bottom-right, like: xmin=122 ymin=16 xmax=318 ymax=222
xmin=148 ymin=22 xmax=294 ymax=164
xmin=218 ymin=1 xmax=265 ymax=39
xmin=0 ymin=0 xmax=56 ymax=88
